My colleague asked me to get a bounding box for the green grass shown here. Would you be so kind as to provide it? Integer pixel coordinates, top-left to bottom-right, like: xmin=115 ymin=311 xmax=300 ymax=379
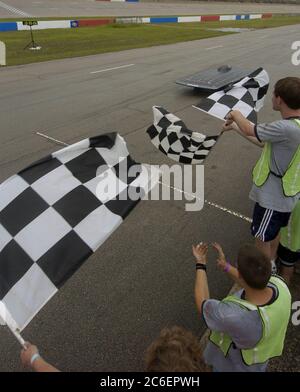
xmin=0 ymin=23 xmax=233 ymax=66
xmin=0 ymin=15 xmax=300 ymax=66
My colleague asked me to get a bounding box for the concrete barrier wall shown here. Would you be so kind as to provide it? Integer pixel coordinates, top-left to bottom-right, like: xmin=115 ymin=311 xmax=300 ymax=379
xmin=116 ymin=13 xmax=273 ymax=23
xmin=141 ymin=0 xmax=300 ymax=4
xmin=95 ymin=0 xmax=139 ymax=2
xmin=77 ymin=19 xmax=114 ymax=27
xmin=0 ymin=22 xmax=17 ymax=32
xmin=17 ymin=21 xmax=71 ymax=31
xmin=0 ymin=13 xmax=274 ymax=33
xmin=197 ymin=0 xmax=300 ymax=3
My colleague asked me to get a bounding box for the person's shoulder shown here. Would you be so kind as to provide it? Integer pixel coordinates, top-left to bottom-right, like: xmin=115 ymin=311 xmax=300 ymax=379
xmin=256 ymin=119 xmax=297 ymax=142
xmin=202 ymin=299 xmax=234 ymax=320
xmin=287 ymin=118 xmax=300 ymax=130
xmin=221 ymin=298 xmax=261 ymax=331
xmin=281 ymin=119 xmax=300 ymax=140
xmin=223 ymin=292 xmax=259 ymax=315
xmin=258 ymin=119 xmax=286 ymax=128
xmin=272 ymin=118 xmax=300 ymax=129
xmin=203 ymin=298 xmax=260 ymax=333
xmin=206 ymin=297 xmax=248 ymax=318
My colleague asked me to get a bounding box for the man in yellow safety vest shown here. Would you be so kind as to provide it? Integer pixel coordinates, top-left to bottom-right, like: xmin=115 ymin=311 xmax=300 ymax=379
xmin=277 ymin=199 xmax=300 ymax=284
xmin=223 ymin=77 xmax=300 ymax=271
xmin=192 ymin=242 xmax=291 ymax=372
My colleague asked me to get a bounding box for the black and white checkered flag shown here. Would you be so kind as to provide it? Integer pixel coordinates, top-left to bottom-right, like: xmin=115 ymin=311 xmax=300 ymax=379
xmin=147 ymin=106 xmax=219 ymax=165
xmin=193 ymin=68 xmax=269 ymax=124
xmin=0 ymin=133 xmax=159 ymax=331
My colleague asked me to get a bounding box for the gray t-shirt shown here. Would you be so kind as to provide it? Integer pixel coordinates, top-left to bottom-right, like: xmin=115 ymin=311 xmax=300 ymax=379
xmin=249 ymin=118 xmax=300 ymax=212
xmin=202 ymin=282 xmax=278 ymax=372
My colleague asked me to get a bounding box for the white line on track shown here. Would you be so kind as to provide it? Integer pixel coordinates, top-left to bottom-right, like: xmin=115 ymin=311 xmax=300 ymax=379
xmin=35 ymin=131 xmax=251 ymax=223
xmin=205 ymin=45 xmax=223 ymax=50
xmin=204 ymin=199 xmax=252 ymax=223
xmin=0 ymin=1 xmax=31 ymax=17
xmin=90 ymin=64 xmax=135 ymax=74
xmin=35 ymin=132 xmax=69 ymax=146
xmin=159 ymin=181 xmax=251 ymax=223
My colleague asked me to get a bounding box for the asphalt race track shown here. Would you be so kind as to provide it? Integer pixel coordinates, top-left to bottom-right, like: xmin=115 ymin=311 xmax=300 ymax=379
xmin=0 ymin=0 xmax=300 ymax=18
xmin=0 ymin=2 xmax=299 ymax=371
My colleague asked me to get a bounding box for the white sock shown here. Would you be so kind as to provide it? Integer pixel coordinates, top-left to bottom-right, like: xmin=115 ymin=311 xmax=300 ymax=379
xmin=271 ymin=259 xmax=277 ymax=272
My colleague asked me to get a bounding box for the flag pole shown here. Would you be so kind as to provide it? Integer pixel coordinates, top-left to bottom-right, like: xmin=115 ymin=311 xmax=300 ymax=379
xmin=7 ymin=324 xmax=26 ymax=348
xmin=1 ymin=303 xmax=26 ymax=347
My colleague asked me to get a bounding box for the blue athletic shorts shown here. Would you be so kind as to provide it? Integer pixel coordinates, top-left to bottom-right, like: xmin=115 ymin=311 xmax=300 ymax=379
xmin=251 ymin=203 xmax=291 ymax=242
xmin=277 ymin=243 xmax=300 ymax=267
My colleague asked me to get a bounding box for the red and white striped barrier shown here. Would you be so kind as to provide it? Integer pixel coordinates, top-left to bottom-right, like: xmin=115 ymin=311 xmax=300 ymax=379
xmin=0 ymin=14 xmax=274 ymax=32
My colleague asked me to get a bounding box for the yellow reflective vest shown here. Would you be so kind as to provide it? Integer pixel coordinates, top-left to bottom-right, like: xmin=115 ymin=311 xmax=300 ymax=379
xmin=252 ymin=119 xmax=300 ymax=197
xmin=280 ymin=199 xmax=300 ymax=252
xmin=209 ymin=276 xmax=291 ymax=366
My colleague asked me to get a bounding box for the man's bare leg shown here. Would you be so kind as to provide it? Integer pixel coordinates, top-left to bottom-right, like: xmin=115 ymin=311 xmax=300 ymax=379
xmin=270 ymin=235 xmax=280 ymax=261
xmin=255 ymin=237 xmax=272 ymax=261
xmin=279 ymin=265 xmax=294 ymax=285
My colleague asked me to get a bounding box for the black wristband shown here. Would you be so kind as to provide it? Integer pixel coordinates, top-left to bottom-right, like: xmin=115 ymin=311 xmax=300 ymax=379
xmin=196 ymin=263 xmax=207 ymax=271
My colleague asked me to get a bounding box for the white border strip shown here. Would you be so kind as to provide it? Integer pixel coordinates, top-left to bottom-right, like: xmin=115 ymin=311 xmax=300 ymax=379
xmin=90 ymin=64 xmax=135 ymax=74
xmin=17 ymin=20 xmax=71 ymax=30
xmin=178 ymin=16 xmax=201 ymax=23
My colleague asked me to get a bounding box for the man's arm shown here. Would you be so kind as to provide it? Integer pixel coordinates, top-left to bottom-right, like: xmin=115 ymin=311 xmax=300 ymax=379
xmin=20 ymin=343 xmax=60 ymax=372
xmin=226 ymin=110 xmax=256 ymax=137
xmin=212 ymin=243 xmax=243 ymax=286
xmin=32 ymin=357 xmax=60 ymax=373
xmin=223 ymin=121 xmax=264 ymax=147
xmin=193 ymin=243 xmax=210 ymax=314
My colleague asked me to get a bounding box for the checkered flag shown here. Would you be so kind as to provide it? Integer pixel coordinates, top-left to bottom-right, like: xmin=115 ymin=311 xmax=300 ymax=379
xmin=193 ymin=68 xmax=269 ymax=124
xmin=147 ymin=106 xmax=219 ymax=164
xmin=0 ymin=133 xmax=159 ymax=332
